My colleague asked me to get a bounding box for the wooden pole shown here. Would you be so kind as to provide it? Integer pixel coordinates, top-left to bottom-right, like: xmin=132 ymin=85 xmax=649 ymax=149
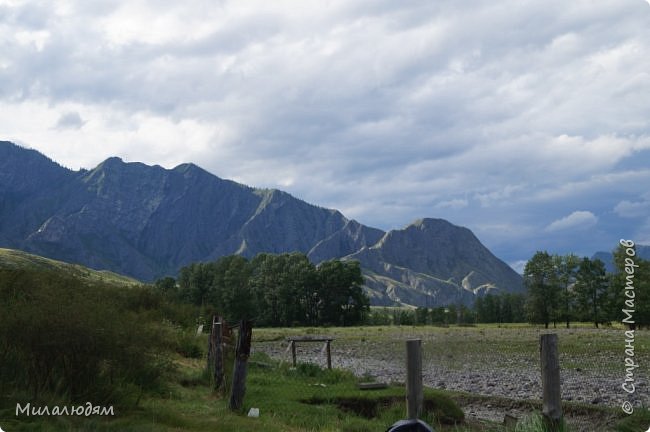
xmin=207 ymin=315 xmax=216 ymax=372
xmin=214 ymin=321 xmax=223 ymax=390
xmin=406 ymin=339 xmax=423 ymax=419
xmin=229 ymin=320 xmax=253 ymax=411
xmin=326 ymin=340 xmax=332 ymax=370
xmin=291 ymin=340 xmax=297 ymax=367
xmin=540 ymin=334 xmax=562 ymax=430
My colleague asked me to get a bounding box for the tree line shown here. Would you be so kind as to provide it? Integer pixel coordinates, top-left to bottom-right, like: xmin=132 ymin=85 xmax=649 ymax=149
xmin=524 ymin=244 xmax=649 ymax=329
xmin=155 ymin=253 xmax=369 ymax=327
xmin=153 ymin=244 xmax=648 ymax=329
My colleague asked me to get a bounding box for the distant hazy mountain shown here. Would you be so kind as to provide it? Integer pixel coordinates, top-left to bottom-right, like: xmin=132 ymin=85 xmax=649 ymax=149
xmin=592 ymin=245 xmax=650 ymax=274
xmin=0 ymin=141 xmax=523 ymax=306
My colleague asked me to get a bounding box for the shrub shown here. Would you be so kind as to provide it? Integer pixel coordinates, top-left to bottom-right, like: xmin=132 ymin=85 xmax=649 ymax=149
xmin=0 ymin=269 xmax=173 ymax=406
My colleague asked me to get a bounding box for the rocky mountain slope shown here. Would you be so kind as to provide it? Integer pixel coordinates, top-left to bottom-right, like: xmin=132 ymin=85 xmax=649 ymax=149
xmin=349 ymin=218 xmax=524 ymax=306
xmin=0 ymin=140 xmax=523 ymax=306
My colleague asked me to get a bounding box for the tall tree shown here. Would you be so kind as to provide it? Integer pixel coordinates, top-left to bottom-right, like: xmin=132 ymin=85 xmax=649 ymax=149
xmin=317 ymin=260 xmax=368 ymax=326
xmin=574 ymin=258 xmax=608 ymax=328
xmin=553 ymin=253 xmax=580 ymax=328
xmin=609 ymin=243 xmax=650 ymax=329
xmin=524 ymin=251 xmax=560 ymax=329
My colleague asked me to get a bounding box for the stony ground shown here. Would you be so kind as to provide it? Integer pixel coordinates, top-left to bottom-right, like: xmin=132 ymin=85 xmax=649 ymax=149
xmin=252 ymin=326 xmax=649 ymax=432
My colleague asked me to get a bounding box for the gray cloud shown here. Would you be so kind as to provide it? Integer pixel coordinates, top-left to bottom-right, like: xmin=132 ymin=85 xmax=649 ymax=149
xmin=1 ymin=0 xmax=649 ymax=267
xmin=54 ymin=111 xmax=85 ymax=129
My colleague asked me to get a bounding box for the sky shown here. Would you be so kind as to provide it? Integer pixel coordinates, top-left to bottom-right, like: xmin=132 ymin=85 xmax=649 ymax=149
xmin=1 ymin=0 xmax=650 ymax=273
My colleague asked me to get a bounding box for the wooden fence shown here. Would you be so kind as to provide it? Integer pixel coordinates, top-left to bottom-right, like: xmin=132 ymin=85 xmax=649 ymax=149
xmin=206 ymin=315 xmax=253 ymax=412
xmin=207 ymin=321 xmax=564 ymax=429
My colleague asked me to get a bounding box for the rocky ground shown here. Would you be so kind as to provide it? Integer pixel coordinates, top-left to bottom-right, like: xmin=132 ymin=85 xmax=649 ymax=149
xmin=253 ymin=339 xmax=648 ymax=432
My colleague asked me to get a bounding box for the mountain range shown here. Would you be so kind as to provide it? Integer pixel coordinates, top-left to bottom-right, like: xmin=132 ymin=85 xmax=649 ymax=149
xmin=592 ymin=246 xmax=650 ymax=273
xmin=0 ymin=140 xmax=523 ymax=306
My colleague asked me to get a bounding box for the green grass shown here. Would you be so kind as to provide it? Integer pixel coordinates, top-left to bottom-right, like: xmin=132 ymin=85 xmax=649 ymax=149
xmin=615 ymin=408 xmax=650 ymax=432
xmin=253 ymin=324 xmax=649 ymax=374
xmin=0 ymin=248 xmax=140 ymax=286
xmin=1 ymin=351 xmax=465 ymax=432
xmin=3 ymin=325 xmax=645 ymax=431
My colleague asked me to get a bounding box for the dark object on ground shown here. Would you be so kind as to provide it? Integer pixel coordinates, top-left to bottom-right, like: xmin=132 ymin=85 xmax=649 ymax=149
xmin=357 ymin=382 xmax=388 ymax=390
xmin=386 ymin=419 xmax=435 ymax=432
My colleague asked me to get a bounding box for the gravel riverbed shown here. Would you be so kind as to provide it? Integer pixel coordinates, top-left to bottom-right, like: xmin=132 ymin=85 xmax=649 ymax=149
xmin=253 ymin=339 xmax=648 ymax=432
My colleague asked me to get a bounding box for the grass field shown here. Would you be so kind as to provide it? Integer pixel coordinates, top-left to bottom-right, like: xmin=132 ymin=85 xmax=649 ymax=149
xmin=0 ymin=326 xmax=650 ymax=432
xmin=2 ymin=324 xmax=648 ymax=432
xmin=252 ymin=324 xmax=649 ymax=374
xmin=0 ymin=248 xmax=140 ymax=286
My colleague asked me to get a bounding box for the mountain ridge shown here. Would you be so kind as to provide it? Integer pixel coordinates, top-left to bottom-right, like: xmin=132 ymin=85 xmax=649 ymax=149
xmin=0 ymin=140 xmax=523 ymax=306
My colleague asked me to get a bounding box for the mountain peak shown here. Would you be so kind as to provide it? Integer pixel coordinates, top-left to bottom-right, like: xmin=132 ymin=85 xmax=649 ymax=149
xmin=0 ymin=142 xmax=523 ymax=307
xmin=173 ymin=162 xmax=200 ymax=173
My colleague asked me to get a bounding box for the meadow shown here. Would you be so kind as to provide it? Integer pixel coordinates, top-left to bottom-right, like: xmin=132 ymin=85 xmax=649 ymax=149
xmin=3 ymin=323 xmax=648 ymax=432
xmin=0 ymin=250 xmax=647 ymax=432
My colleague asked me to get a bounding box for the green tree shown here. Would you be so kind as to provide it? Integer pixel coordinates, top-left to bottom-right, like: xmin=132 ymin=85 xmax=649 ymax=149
xmin=177 ymin=262 xmax=216 ymax=306
xmin=524 ymin=251 xmax=560 ymax=328
xmin=574 ymin=258 xmax=608 ymax=328
xmin=220 ymin=255 xmax=255 ymax=322
xmin=502 ymin=293 xmax=526 ymax=322
xmin=317 ymin=260 xmax=368 ymax=326
xmin=415 ymin=307 xmax=429 ymax=325
xmin=609 ymin=243 xmax=650 ymax=329
xmin=553 ymin=253 xmax=580 ymax=328
xmin=430 ymin=306 xmax=448 ymax=324
xmin=249 ymin=253 xmax=319 ymax=326
xmin=249 ymin=253 xmax=283 ymax=326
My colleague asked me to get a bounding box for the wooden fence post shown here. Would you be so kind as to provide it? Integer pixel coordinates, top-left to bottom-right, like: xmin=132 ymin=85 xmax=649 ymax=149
xmin=406 ymin=339 xmax=423 ymax=419
xmin=207 ymin=315 xmax=215 ymax=372
xmin=229 ymin=320 xmax=253 ymax=411
xmin=540 ymin=333 xmax=562 ymax=430
xmin=326 ymin=340 xmax=332 ymax=370
xmin=214 ymin=320 xmax=223 ymax=390
xmin=291 ymin=340 xmax=297 ymax=367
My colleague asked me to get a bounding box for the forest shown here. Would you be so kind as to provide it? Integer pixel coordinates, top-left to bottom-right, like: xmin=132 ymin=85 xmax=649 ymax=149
xmin=155 ymin=253 xmax=369 ymax=327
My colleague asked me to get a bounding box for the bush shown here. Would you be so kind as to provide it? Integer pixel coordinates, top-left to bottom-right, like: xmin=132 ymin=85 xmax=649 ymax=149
xmin=0 ymin=269 xmax=173 ymax=406
xmin=175 ymin=331 xmax=204 ymax=359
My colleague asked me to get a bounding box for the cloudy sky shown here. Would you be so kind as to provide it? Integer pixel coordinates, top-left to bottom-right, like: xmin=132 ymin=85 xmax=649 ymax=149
xmin=2 ymin=0 xmax=650 ymax=272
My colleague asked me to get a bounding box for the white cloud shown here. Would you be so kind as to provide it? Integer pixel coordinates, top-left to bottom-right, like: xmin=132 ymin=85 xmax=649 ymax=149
xmin=614 ymin=199 xmax=650 ymax=218
xmin=435 ymin=198 xmax=468 ymax=210
xmin=0 ymin=0 xmax=649 ymax=264
xmin=545 ymin=211 xmax=598 ymax=232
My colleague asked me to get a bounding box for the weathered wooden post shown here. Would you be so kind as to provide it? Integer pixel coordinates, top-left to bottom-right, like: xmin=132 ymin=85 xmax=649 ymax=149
xmin=406 ymin=339 xmax=423 ymax=419
xmin=540 ymin=333 xmax=562 ymax=430
xmin=213 ymin=320 xmax=223 ymax=390
xmin=229 ymin=320 xmax=253 ymax=411
xmin=207 ymin=315 xmax=216 ymax=373
xmin=291 ymin=340 xmax=297 ymax=367
xmin=326 ymin=340 xmax=332 ymax=370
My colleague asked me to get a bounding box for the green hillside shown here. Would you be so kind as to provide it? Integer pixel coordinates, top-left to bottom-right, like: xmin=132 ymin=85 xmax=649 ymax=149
xmin=0 ymin=247 xmax=141 ymax=286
